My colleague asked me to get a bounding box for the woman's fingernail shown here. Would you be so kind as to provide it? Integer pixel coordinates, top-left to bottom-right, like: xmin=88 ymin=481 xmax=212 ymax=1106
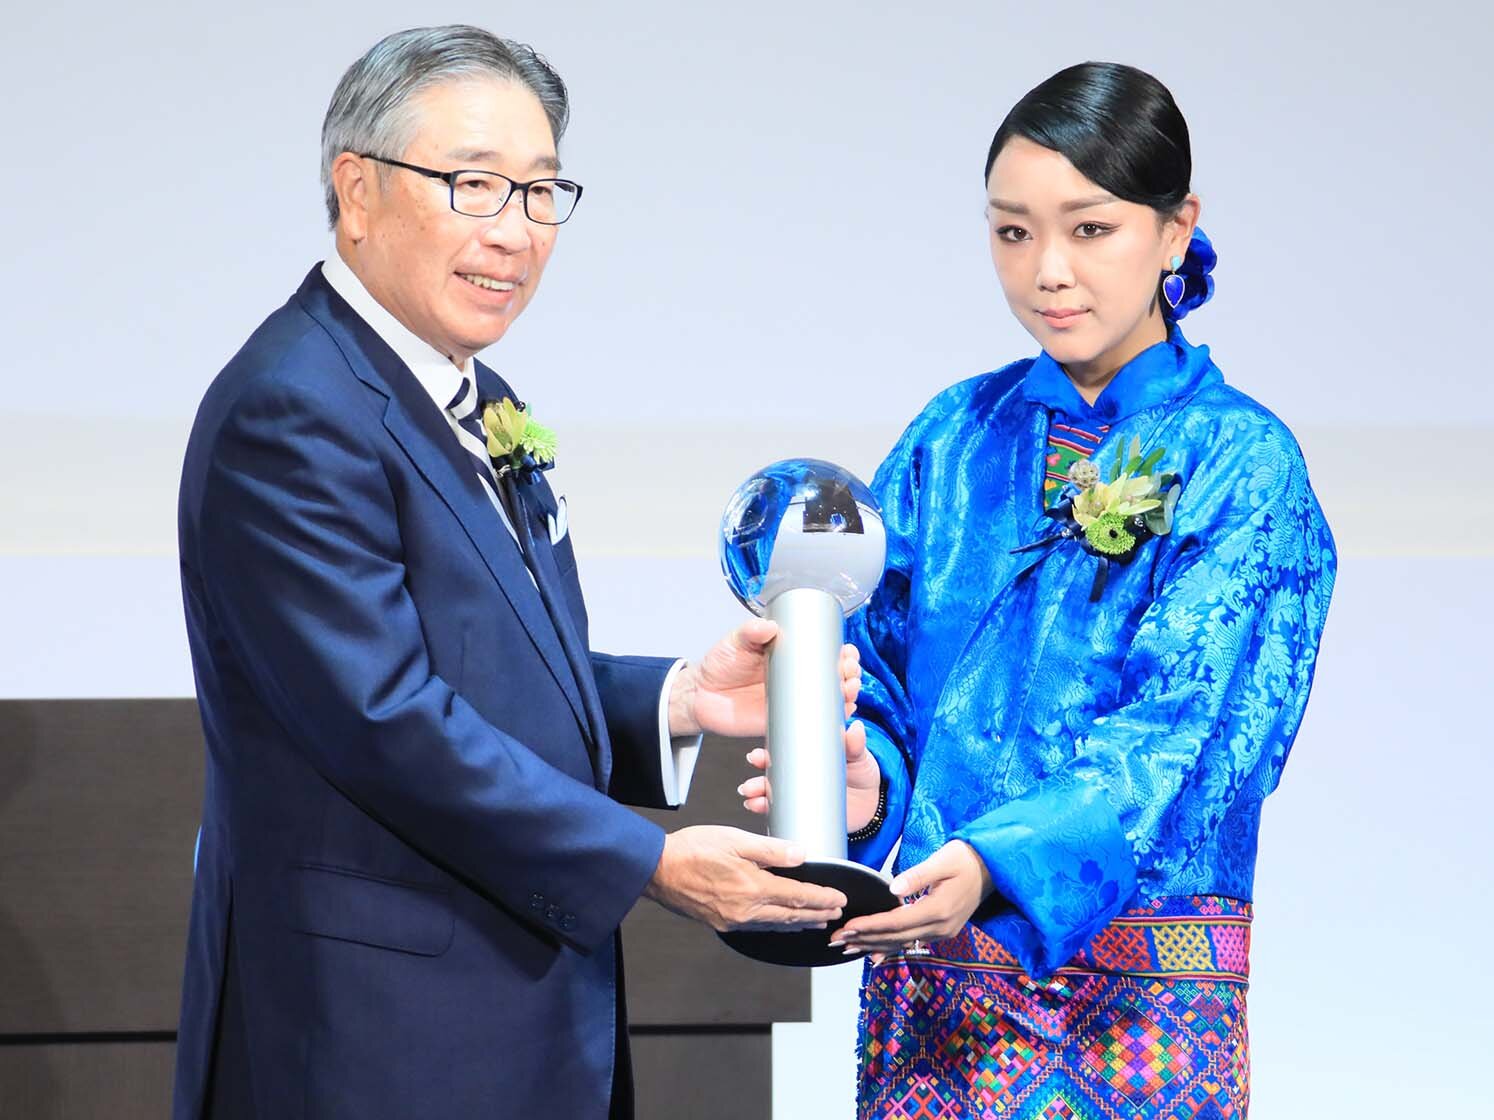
xmin=827 ymin=938 xmax=846 ymax=948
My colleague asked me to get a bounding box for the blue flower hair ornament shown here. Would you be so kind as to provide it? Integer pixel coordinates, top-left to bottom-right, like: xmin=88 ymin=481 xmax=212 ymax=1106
xmin=1165 ymin=227 xmax=1216 ymax=321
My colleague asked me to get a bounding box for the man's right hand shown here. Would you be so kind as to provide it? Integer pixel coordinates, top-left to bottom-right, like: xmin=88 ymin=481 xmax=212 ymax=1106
xmin=642 ymin=826 xmax=847 ymax=932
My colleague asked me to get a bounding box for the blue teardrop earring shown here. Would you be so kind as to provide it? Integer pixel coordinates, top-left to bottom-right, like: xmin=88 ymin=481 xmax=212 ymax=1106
xmin=1162 ymin=255 xmax=1186 ymax=311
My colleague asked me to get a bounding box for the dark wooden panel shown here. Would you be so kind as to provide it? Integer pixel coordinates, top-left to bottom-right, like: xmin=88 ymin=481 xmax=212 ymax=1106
xmin=0 ymin=700 xmax=203 ymax=1034
xmin=0 ymin=1041 xmax=175 ymax=1120
xmin=0 ymin=1032 xmax=769 ymax=1120
xmin=632 ymin=1030 xmax=771 ymax=1120
xmin=625 ymin=734 xmax=811 ymax=1026
xmin=0 ymin=701 xmax=804 ymax=1046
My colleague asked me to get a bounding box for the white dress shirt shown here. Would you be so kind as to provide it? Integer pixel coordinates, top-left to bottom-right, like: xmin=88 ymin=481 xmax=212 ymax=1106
xmin=320 ymin=252 xmax=699 ymax=805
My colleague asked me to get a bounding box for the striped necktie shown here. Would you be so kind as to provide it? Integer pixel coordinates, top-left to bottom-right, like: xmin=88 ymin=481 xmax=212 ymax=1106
xmin=446 ymin=376 xmax=608 ymax=765
xmin=446 ymin=376 xmax=520 ymax=534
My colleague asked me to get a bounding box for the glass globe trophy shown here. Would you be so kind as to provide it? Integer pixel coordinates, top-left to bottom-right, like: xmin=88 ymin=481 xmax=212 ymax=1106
xmin=718 ymin=459 xmax=898 ymax=966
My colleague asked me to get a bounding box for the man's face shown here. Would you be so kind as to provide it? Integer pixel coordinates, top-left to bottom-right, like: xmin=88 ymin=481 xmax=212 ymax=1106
xmin=342 ymin=78 xmax=561 ymax=365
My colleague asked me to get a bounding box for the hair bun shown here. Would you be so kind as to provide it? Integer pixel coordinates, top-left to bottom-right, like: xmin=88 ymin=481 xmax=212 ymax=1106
xmin=1169 ymin=228 xmax=1216 ymax=320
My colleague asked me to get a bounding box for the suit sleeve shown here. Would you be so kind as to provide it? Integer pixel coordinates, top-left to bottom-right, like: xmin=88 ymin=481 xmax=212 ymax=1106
xmin=591 ymin=652 xmax=695 ymax=810
xmin=193 ymin=374 xmax=663 ymax=953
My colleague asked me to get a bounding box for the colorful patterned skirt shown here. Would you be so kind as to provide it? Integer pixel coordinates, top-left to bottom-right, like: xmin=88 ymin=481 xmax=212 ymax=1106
xmin=857 ymin=896 xmax=1251 ymax=1119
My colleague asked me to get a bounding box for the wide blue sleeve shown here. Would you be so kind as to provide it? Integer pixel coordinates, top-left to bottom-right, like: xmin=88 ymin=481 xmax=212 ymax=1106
xmin=195 ymin=373 xmax=665 ymax=954
xmin=844 ymin=411 xmax=933 ymax=871
xmin=951 ymin=422 xmax=1337 ymax=975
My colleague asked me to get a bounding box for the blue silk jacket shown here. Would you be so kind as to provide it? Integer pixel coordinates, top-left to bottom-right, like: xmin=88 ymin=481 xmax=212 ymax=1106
xmin=846 ymin=326 xmax=1336 ymax=977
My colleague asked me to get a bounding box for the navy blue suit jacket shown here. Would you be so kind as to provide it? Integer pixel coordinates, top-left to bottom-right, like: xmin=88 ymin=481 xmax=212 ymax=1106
xmin=173 ymin=266 xmax=675 ymax=1119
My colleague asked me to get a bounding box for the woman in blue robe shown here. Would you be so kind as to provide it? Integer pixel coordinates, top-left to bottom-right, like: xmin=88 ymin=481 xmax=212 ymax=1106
xmin=742 ymin=62 xmax=1334 ymax=1117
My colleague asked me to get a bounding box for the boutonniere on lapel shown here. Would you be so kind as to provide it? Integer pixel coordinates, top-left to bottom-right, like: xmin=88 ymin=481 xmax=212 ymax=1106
xmin=480 ymin=397 xmax=558 ymax=478
xmin=1013 ymin=436 xmax=1182 ymax=601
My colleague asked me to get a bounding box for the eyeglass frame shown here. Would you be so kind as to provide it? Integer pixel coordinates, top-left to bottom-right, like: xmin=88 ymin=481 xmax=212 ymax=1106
xmin=357 ymin=153 xmax=584 ymax=225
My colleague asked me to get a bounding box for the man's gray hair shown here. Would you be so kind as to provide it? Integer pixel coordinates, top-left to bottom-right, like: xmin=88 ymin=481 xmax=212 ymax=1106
xmin=320 ymin=25 xmax=569 ymax=229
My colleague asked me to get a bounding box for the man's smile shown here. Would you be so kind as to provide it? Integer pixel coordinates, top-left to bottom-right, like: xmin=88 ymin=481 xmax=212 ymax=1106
xmin=458 ymin=271 xmax=519 ymax=292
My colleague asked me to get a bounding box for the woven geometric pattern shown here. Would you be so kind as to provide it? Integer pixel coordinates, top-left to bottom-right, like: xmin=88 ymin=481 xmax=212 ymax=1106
xmin=862 ymin=966 xmax=960 ymax=1084
xmin=1169 ymin=981 xmax=1238 ymax=1045
xmin=1088 ymin=923 xmax=1151 ymax=972
xmin=1081 ymin=1009 xmax=1192 ymax=1101
xmin=1039 ymin=1091 xmax=1106 ymax=1120
xmin=985 ymin=971 xmax=1105 ymax=1042
xmin=946 ymin=991 xmax=1047 ymax=1108
xmin=1153 ymin=923 xmax=1214 ymax=973
xmin=1224 ymin=1011 xmax=1250 ymax=1102
xmin=1053 ymin=896 xmax=1251 ymax=983
xmin=878 ymin=1072 xmax=965 ymax=1119
xmin=1208 ymin=923 xmax=1250 ymax=977
xmin=858 ymin=897 xmax=1251 ymax=1119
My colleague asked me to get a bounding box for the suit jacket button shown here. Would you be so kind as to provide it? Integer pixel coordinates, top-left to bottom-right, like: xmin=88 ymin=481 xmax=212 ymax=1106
xmin=545 ymin=904 xmax=561 ymax=922
xmin=561 ymin=914 xmax=577 ymax=931
xmin=530 ymin=893 xmax=545 ymax=911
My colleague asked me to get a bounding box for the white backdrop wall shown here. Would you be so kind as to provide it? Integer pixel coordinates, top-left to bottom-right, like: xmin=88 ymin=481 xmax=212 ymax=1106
xmin=3 ymin=2 xmax=1491 ymax=1116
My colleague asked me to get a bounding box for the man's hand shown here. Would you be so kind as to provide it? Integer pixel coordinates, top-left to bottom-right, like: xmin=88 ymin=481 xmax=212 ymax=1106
xmin=828 ymin=841 xmax=993 ymax=958
xmin=737 ymin=719 xmax=883 ymax=831
xmin=643 ymin=826 xmax=848 ymax=932
xmin=668 ymin=619 xmax=861 ymax=738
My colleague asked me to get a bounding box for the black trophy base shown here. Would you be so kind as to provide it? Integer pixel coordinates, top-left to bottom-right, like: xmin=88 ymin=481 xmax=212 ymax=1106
xmin=718 ymin=858 xmax=899 ymax=967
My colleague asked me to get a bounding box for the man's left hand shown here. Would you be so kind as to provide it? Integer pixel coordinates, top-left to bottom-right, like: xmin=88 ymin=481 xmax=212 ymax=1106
xmin=668 ymin=619 xmax=860 ymax=738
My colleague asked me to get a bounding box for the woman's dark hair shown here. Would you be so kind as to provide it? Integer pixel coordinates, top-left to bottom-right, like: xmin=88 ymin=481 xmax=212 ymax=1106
xmin=984 ymin=62 xmax=1191 ymax=214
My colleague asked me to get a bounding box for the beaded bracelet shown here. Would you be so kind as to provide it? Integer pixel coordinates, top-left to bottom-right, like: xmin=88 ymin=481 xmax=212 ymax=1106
xmin=847 ymin=774 xmax=890 ymax=842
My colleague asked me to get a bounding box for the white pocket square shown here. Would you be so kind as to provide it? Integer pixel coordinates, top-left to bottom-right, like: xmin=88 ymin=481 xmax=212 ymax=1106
xmin=548 ymin=496 xmax=568 ymax=545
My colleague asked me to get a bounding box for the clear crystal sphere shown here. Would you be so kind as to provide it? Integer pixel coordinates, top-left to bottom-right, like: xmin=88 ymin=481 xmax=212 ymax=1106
xmin=719 ymin=459 xmax=886 ymax=616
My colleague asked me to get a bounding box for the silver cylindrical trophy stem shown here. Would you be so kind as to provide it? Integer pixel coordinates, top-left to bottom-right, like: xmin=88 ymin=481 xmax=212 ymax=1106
xmin=764 ymin=586 xmax=848 ymax=862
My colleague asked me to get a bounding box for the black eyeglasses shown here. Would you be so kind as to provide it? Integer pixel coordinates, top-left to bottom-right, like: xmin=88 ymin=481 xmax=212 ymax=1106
xmin=359 ymin=154 xmax=583 ymax=225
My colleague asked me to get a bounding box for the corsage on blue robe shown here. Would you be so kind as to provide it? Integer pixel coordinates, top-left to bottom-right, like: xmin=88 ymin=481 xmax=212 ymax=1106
xmin=847 ymin=326 xmax=1335 ymax=977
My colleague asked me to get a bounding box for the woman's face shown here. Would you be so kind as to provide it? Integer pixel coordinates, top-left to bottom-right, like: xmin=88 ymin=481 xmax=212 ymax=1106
xmin=986 ymin=137 xmax=1197 ymax=378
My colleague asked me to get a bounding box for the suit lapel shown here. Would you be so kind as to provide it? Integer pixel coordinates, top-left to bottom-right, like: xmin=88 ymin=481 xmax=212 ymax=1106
xmin=475 ymin=362 xmax=613 ymax=788
xmin=294 ymin=267 xmax=593 ymax=744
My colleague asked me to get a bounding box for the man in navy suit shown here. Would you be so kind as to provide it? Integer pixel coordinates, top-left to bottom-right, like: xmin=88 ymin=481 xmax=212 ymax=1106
xmin=173 ymin=25 xmax=855 ymax=1119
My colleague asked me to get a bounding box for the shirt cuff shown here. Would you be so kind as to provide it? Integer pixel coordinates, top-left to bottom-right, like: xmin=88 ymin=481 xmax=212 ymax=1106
xmin=656 ymin=659 xmax=702 ymax=807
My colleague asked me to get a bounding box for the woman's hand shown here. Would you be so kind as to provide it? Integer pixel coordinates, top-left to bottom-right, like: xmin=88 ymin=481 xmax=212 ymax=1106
xmin=735 ymin=641 xmax=879 ymax=830
xmin=828 ymin=841 xmax=994 ymax=959
xmin=737 ymin=720 xmax=883 ymax=830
